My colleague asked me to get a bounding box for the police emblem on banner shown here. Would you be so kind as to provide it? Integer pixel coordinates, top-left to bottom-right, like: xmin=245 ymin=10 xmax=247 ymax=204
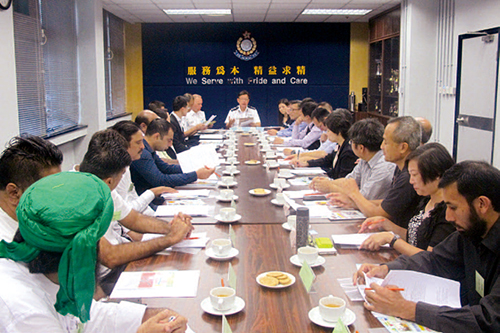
xmin=234 ymin=31 xmax=259 ymax=61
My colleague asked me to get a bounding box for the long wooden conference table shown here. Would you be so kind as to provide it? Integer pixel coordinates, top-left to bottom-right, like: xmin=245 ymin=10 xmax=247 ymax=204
xmin=121 ymin=131 xmax=397 ymax=332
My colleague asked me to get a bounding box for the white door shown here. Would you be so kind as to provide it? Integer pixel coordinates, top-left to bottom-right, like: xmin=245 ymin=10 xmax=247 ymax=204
xmin=454 ymin=31 xmax=499 ymax=163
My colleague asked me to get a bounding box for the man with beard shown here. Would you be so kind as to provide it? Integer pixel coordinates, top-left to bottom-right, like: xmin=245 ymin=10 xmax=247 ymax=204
xmin=353 ymin=161 xmax=500 ymax=333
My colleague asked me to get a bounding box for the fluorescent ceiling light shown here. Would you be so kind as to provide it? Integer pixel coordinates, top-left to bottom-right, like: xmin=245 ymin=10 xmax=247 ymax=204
xmin=302 ymin=9 xmax=372 ymax=16
xmin=164 ymin=9 xmax=231 ymax=15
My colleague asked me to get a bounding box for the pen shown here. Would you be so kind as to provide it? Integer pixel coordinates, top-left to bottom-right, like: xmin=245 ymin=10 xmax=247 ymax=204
xmin=221 ymin=278 xmax=225 ymax=287
xmin=168 ymin=315 xmax=177 ymax=323
xmin=364 ymin=219 xmax=385 ymax=226
xmin=185 ymin=237 xmax=199 ymax=240
xmin=364 ymin=287 xmax=405 ymax=291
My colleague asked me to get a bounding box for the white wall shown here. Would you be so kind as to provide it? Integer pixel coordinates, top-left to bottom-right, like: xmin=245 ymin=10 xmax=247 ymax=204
xmin=0 ymin=8 xmax=20 ymax=149
xmin=401 ymin=0 xmax=500 ymax=165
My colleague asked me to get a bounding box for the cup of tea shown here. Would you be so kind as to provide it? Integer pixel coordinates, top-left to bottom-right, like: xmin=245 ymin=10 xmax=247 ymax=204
xmin=319 ymin=295 xmax=346 ymax=322
xmin=227 ymin=157 xmax=237 ymax=164
xmin=210 ymin=287 xmax=236 ymax=311
xmin=273 ymin=177 xmax=287 ymax=188
xmin=287 ymin=215 xmax=296 ymax=229
xmin=222 ymin=176 xmax=234 ymax=185
xmin=279 ymin=169 xmax=293 ymax=177
xmin=226 ymin=165 xmax=237 ymax=173
xmin=220 ymin=189 xmax=234 ymax=200
xmin=226 ymin=150 xmax=235 ymax=157
xmin=266 ymin=151 xmax=276 ymax=158
xmin=219 ymin=207 xmax=236 ymax=222
xmin=212 ymin=238 xmax=232 ymax=256
xmin=275 ymin=193 xmax=285 ymax=205
xmin=297 ymin=246 xmax=319 ymax=265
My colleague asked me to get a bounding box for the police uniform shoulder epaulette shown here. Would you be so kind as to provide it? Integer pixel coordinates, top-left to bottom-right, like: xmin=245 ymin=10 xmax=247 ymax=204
xmin=229 ymin=106 xmax=239 ymax=112
xmin=247 ymin=105 xmax=257 ymax=111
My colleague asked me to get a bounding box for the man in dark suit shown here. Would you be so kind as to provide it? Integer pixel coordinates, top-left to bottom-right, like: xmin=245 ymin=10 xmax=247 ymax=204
xmin=170 ymin=96 xmax=191 ymax=153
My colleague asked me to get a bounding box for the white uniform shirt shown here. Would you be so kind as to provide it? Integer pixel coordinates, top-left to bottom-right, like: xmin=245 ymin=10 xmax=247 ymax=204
xmin=185 ymin=110 xmax=207 ymax=130
xmin=0 ymin=259 xmax=146 ymax=333
xmin=225 ymin=106 xmax=260 ymax=127
xmin=115 ymin=167 xmax=155 ymax=216
xmin=0 ymin=207 xmax=18 ymax=242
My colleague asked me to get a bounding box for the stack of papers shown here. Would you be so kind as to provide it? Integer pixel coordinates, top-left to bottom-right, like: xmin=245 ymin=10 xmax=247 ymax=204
xmin=288 ymin=177 xmax=313 ymax=186
xmin=283 ymin=189 xmax=317 ymax=199
xmin=290 ymin=167 xmax=326 ymax=176
xmin=177 ymin=144 xmax=220 ymax=172
xmin=329 ymin=210 xmax=366 ymax=221
xmin=110 ymin=270 xmax=201 ymax=298
xmin=155 ymin=205 xmax=210 ymax=217
xmin=142 ymin=232 xmax=210 ymax=250
xmin=199 ymin=133 xmax=223 ymax=140
xmin=162 ymin=189 xmax=211 ymax=199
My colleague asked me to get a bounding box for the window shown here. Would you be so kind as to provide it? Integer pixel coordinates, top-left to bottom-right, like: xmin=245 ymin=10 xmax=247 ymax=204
xmin=13 ymin=0 xmax=80 ymax=137
xmin=103 ymin=10 xmax=126 ymax=119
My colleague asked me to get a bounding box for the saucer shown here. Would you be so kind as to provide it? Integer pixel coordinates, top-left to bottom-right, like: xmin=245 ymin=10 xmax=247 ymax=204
xmin=214 ymin=214 xmax=242 ymax=223
xmin=216 ymin=195 xmax=239 ymax=202
xmin=263 ymin=163 xmax=280 ymax=169
xmin=271 ymin=199 xmax=284 ymax=206
xmin=277 ymin=173 xmax=294 ymax=179
xmin=201 ymin=296 xmax=245 ymax=316
xmin=269 ymin=183 xmax=290 ymax=189
xmin=290 ymin=254 xmax=326 ymax=268
xmin=256 ymin=271 xmax=295 ymax=289
xmin=249 ymin=189 xmax=271 ymax=196
xmin=217 ymin=181 xmax=238 ymax=187
xmin=245 ymin=160 xmax=261 ymax=165
xmin=205 ymin=247 xmax=239 ymax=261
xmin=244 ymin=142 xmax=256 ymax=146
xmin=308 ymin=307 xmax=356 ymax=328
xmin=222 ymin=161 xmax=240 ymax=165
xmin=222 ymin=170 xmax=240 ymax=175
xmin=282 ymin=222 xmax=294 ymax=231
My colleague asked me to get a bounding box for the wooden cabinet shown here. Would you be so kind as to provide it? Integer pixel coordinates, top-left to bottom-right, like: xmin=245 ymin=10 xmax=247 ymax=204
xmin=368 ymin=6 xmax=400 ymax=117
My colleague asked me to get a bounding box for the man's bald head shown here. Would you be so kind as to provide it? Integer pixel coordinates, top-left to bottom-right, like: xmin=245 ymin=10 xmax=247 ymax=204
xmin=192 ymin=94 xmax=203 ymax=113
xmin=135 ymin=110 xmax=160 ymax=133
xmin=415 ymin=117 xmax=433 ymax=144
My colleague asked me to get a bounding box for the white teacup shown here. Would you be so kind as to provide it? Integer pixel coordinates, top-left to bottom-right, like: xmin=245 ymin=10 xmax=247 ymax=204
xmin=212 ymin=238 xmax=233 ymax=256
xmin=220 ymin=189 xmax=234 ymax=200
xmin=297 ymin=246 xmax=319 ymax=265
xmin=273 ymin=177 xmax=287 ymax=187
xmin=210 ymin=287 xmax=236 ymax=311
xmin=319 ymin=295 xmax=346 ymax=322
xmin=227 ymin=157 xmax=237 ymax=164
xmin=276 ymin=193 xmax=285 ymax=204
xmin=226 ymin=165 xmax=237 ymax=173
xmin=287 ymin=215 xmax=296 ymax=229
xmin=222 ymin=176 xmax=234 ymax=185
xmin=219 ymin=207 xmax=236 ymax=222
xmin=266 ymin=151 xmax=276 ymax=158
xmin=226 ymin=150 xmax=235 ymax=157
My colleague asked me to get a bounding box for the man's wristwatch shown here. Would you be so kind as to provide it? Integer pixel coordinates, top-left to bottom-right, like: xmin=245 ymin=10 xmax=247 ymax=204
xmin=389 ymin=234 xmax=401 ymax=248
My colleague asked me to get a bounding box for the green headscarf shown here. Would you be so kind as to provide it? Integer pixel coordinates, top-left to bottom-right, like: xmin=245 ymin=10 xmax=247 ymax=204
xmin=0 ymin=171 xmax=114 ymax=323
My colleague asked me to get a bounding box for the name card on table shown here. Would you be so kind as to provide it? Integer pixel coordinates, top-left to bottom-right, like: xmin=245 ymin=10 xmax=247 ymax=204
xmin=228 ymin=263 xmax=237 ymax=291
xmin=299 ymin=261 xmax=315 ymax=293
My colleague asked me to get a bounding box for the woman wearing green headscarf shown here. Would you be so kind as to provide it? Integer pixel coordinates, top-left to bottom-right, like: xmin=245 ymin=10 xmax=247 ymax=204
xmin=0 ymin=172 xmax=187 ymax=333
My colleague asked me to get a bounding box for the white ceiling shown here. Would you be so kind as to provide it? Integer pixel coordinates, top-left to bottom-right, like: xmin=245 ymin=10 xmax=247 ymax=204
xmin=103 ymin=0 xmax=401 ymax=24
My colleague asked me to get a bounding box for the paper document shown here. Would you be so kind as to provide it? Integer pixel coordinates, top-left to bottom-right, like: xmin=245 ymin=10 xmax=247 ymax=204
xmin=110 ymin=270 xmax=200 ymax=298
xmin=283 ymin=189 xmax=317 ymax=199
xmin=288 ymin=177 xmax=313 ymax=186
xmin=162 ymin=189 xmax=211 ymax=199
xmin=329 ymin=210 xmax=366 ymax=221
xmin=199 ymin=133 xmax=223 ymax=141
xmin=155 ymin=205 xmax=210 ymax=217
xmin=177 ymin=144 xmax=220 ymax=172
xmin=331 ymin=233 xmax=390 ymax=249
xmin=290 ymin=167 xmax=326 ymax=176
xmin=204 ymin=114 xmax=216 ymax=125
xmin=142 ymin=232 xmax=209 ymax=250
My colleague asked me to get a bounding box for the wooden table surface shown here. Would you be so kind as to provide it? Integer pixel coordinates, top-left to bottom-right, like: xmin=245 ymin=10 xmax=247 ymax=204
xmin=121 ymin=132 xmax=396 ymax=332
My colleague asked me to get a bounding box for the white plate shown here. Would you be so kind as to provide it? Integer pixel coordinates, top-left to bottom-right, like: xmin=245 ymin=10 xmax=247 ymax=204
xmin=205 ymin=247 xmax=239 ymax=260
xmin=241 ymin=132 xmax=250 ymax=136
xmin=289 ymin=254 xmax=326 ymax=268
xmin=245 ymin=160 xmax=261 ymax=165
xmin=269 ymin=183 xmax=291 ymax=189
xmin=222 ymin=170 xmax=240 ymax=175
xmin=263 ymin=163 xmax=280 ymax=169
xmin=271 ymin=199 xmax=284 ymax=206
xmin=308 ymin=307 xmax=356 ymax=328
xmin=201 ymin=296 xmax=245 ymax=316
xmin=249 ymin=189 xmax=271 ymax=196
xmin=215 ymin=195 xmax=239 ymax=202
xmin=217 ymin=181 xmax=238 ymax=187
xmin=277 ymin=173 xmax=294 ymax=179
xmin=256 ymin=271 xmax=296 ymax=289
xmin=243 ymin=143 xmax=256 ymax=146
xmin=214 ymin=214 xmax=242 ymax=223
xmin=222 ymin=161 xmax=240 ymax=165
xmin=282 ymin=222 xmax=294 ymax=231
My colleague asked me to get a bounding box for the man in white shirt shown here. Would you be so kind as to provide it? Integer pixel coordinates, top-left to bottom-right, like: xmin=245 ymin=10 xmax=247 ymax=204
xmin=0 ymin=136 xmax=62 ymax=242
xmin=0 ymin=171 xmax=187 ymax=332
xmin=185 ymin=94 xmax=211 ymax=132
xmin=225 ymin=90 xmax=261 ymax=128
